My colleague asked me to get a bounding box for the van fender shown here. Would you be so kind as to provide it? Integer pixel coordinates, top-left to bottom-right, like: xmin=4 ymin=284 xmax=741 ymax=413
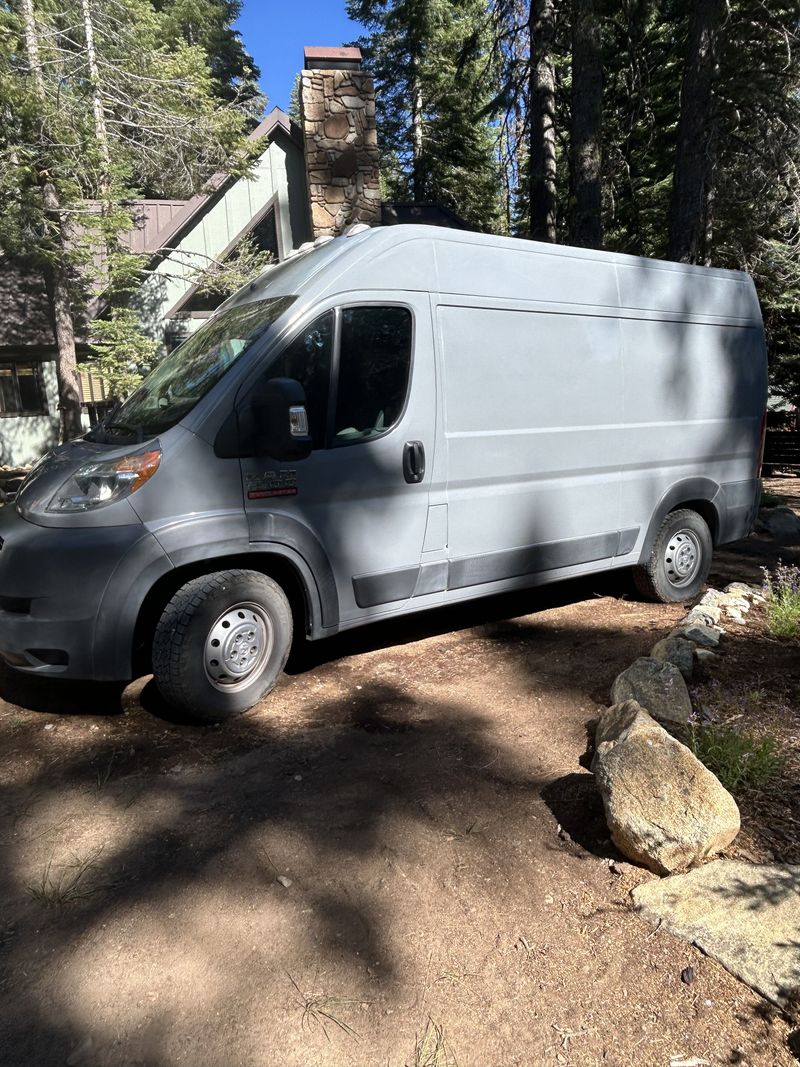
xmin=95 ymin=512 xmax=338 ymax=680
xmin=154 ymin=511 xmax=339 ymax=637
xmin=637 ymin=477 xmax=724 ymax=565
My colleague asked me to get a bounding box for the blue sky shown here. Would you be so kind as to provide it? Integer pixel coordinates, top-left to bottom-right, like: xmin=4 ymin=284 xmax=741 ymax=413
xmin=235 ymin=2 xmax=366 ymax=113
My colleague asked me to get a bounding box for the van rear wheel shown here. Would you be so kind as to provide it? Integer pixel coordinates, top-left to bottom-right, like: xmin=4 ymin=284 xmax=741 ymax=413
xmin=633 ymin=508 xmax=712 ymax=603
xmin=152 ymin=569 xmax=292 ymax=722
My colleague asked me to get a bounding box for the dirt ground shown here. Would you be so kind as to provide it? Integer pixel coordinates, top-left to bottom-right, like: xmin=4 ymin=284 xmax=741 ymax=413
xmin=1 ymin=479 xmax=798 ymax=1067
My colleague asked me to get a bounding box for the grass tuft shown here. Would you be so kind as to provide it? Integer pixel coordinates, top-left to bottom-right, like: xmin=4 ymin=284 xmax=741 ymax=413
xmin=287 ymin=973 xmax=359 ymax=1041
xmin=93 ymin=749 xmax=118 ymax=795
xmin=762 ymin=562 xmax=800 ymax=639
xmin=414 ymin=1018 xmax=458 ymax=1067
xmin=27 ymin=847 xmax=109 ymax=908
xmin=689 ymin=724 xmax=783 ymax=793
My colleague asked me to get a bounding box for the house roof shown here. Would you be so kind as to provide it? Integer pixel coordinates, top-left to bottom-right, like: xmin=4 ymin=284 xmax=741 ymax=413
xmin=142 ymin=108 xmax=301 ymax=259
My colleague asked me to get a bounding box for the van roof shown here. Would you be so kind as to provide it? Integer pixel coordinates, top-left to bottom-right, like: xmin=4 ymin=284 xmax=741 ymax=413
xmin=347 ymin=224 xmax=751 ymax=282
xmin=235 ymin=224 xmax=760 ymax=327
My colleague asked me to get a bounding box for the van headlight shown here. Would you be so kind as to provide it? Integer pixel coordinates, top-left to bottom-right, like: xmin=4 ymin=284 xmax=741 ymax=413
xmin=47 ymin=448 xmax=162 ymax=512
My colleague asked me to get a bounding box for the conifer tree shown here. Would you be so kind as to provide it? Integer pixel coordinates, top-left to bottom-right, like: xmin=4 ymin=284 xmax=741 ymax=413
xmin=348 ymin=0 xmax=502 ymax=231
xmin=155 ymin=0 xmax=265 ymax=121
xmin=0 ymin=0 xmax=255 ymax=438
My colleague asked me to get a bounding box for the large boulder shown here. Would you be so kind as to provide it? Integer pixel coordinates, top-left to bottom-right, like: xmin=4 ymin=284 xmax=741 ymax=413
xmin=651 ymin=635 xmax=694 ymax=681
xmin=610 ymin=657 xmax=693 ymax=727
xmin=592 ymin=702 xmax=740 ymax=874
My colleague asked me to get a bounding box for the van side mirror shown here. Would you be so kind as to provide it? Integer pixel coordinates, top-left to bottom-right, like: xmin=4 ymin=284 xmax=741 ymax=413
xmin=253 ymin=377 xmax=313 ymax=461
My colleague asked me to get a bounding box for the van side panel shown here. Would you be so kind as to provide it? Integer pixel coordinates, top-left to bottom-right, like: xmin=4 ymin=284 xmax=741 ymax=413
xmin=434 ymin=239 xmax=620 ymax=309
xmin=438 ymin=302 xmax=625 ymax=578
xmin=617 ymin=314 xmax=766 ymax=558
xmin=615 ymin=260 xmax=755 ymax=322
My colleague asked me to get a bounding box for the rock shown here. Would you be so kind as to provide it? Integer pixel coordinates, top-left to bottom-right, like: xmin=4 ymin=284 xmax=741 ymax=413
xmin=592 ymin=704 xmax=740 ymax=874
xmin=698 ymin=589 xmax=725 ymax=606
xmin=694 ymin=648 xmax=717 ymax=666
xmin=651 ymin=636 xmax=694 ymax=681
xmin=595 ymin=699 xmax=642 ymax=746
xmin=723 ymin=581 xmax=754 ymax=596
xmin=759 ymin=506 xmax=800 ymax=542
xmin=277 ymin=875 xmax=293 ymax=888
xmin=632 ymin=860 xmax=800 ymax=1008
xmin=610 ymin=657 xmax=693 ymax=727
xmin=724 ymin=581 xmax=765 ymax=603
xmin=670 ymin=623 xmax=722 ymax=648
xmin=682 ymin=604 xmax=722 ymax=626
xmin=723 ymin=596 xmax=750 ymax=612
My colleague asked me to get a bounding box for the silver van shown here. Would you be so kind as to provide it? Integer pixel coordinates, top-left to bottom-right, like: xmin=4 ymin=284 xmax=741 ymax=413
xmin=0 ymin=225 xmax=768 ymax=720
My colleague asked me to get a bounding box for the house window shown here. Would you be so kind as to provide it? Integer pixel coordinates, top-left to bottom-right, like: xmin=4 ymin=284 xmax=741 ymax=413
xmin=0 ymin=361 xmax=47 ymax=416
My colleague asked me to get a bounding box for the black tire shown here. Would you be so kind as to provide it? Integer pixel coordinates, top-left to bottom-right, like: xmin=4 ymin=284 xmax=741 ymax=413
xmin=152 ymin=569 xmax=292 ymax=722
xmin=633 ymin=508 xmax=713 ymax=603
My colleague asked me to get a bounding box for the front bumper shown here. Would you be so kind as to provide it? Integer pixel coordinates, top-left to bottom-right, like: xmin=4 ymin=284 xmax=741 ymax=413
xmin=0 ymin=505 xmax=170 ymax=680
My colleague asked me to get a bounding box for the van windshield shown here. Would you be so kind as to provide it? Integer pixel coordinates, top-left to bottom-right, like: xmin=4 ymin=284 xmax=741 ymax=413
xmin=89 ymin=296 xmax=296 ymax=442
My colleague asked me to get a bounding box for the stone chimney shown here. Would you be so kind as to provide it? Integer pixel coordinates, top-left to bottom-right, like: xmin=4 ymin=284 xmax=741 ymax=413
xmin=300 ymin=46 xmax=381 ymax=238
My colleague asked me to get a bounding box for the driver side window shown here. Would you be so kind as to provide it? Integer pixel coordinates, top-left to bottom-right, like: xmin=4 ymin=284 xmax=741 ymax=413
xmin=268 ymin=311 xmax=333 ymax=450
xmin=265 ymin=304 xmax=412 ymax=451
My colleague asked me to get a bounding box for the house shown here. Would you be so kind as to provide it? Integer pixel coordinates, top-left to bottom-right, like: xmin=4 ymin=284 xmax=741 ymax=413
xmin=0 ymin=47 xmax=381 ymax=467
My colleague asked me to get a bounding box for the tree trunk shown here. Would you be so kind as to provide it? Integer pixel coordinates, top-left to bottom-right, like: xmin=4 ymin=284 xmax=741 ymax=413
xmin=570 ymin=0 xmax=603 ymax=248
xmin=667 ymin=0 xmax=726 ymax=263
xmin=20 ymin=0 xmax=83 ymax=442
xmin=81 ymin=0 xmax=111 ymax=194
xmin=44 ymin=260 xmax=84 ymax=443
xmin=411 ymin=53 xmax=424 ymax=201
xmin=529 ymin=0 xmax=557 ymax=242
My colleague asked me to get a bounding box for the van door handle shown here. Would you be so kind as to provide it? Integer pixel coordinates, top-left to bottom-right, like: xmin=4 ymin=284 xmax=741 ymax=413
xmin=403 ymin=441 xmax=425 ymax=484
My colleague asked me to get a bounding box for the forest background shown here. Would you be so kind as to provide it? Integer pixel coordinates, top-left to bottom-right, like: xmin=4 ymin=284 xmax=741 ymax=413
xmin=1 ymin=0 xmax=798 ymax=436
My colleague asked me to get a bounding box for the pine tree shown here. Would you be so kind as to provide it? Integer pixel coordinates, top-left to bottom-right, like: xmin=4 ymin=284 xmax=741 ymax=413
xmin=349 ymin=0 xmax=502 ymax=231
xmin=528 ymin=0 xmax=556 ymax=241
xmin=667 ymin=0 xmax=726 ymax=263
xmin=0 ymin=0 xmax=255 ymax=438
xmin=155 ymin=0 xmax=265 ymax=122
xmin=710 ymin=0 xmax=800 ymax=410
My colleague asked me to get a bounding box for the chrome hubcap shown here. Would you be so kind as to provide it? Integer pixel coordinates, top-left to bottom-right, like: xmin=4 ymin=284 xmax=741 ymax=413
xmin=664 ymin=529 xmax=701 ymax=587
xmin=204 ymin=602 xmax=272 ymax=692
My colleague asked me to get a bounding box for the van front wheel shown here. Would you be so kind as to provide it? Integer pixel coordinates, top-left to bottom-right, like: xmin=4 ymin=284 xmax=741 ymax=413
xmin=152 ymin=569 xmax=292 ymax=722
xmin=633 ymin=509 xmax=713 ymax=603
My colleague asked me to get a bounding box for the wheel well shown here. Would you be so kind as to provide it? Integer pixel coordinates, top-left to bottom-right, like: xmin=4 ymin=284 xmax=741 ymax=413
xmin=669 ymin=499 xmax=719 ymax=543
xmin=131 ymin=554 xmax=310 ymax=677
